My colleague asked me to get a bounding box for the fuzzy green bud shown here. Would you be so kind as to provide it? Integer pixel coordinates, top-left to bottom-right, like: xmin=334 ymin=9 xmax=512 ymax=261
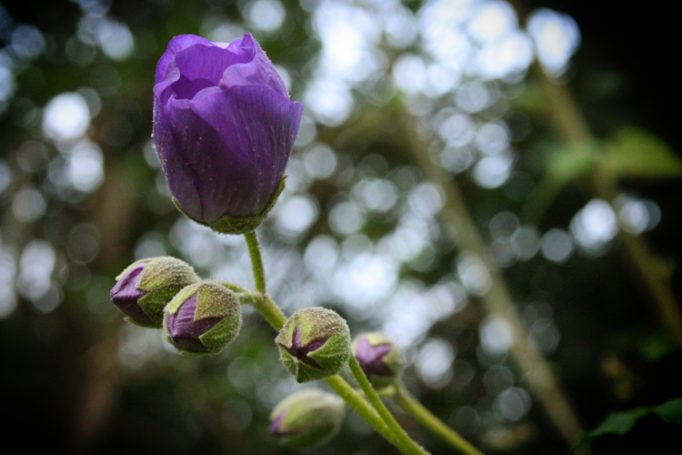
xmin=352 ymin=332 xmax=404 ymax=387
xmin=275 ymin=307 xmax=351 ymax=383
xmin=269 ymin=389 xmax=345 ymax=449
xmin=163 ymin=281 xmax=241 ymax=355
xmin=110 ymin=256 xmax=199 ymax=327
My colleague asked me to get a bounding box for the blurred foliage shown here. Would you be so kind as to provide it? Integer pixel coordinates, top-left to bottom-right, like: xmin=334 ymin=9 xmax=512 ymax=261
xmin=1 ymin=0 xmax=681 ymax=454
xmin=578 ymin=397 xmax=682 ymax=448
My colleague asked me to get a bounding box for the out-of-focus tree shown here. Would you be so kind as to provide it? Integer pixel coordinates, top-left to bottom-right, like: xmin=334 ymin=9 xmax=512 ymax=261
xmin=1 ymin=1 xmax=680 ymax=454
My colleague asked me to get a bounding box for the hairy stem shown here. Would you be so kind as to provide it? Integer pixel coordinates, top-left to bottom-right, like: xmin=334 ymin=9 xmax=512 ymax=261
xmin=244 ymin=230 xmax=267 ymax=294
xmin=394 ymin=384 xmax=483 ymax=455
xmin=348 ymin=356 xmax=429 ymax=455
xmin=240 ymin=231 xmax=428 ymax=454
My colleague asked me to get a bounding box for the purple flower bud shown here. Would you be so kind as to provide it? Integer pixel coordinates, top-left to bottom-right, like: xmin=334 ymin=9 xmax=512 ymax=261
xmin=164 ymin=281 xmax=241 ymax=354
xmin=275 ymin=307 xmax=351 ymax=383
xmin=352 ymin=332 xmax=403 ymax=386
xmin=152 ymin=33 xmax=303 ymax=234
xmin=110 ymin=257 xmax=199 ymax=327
xmin=269 ymin=389 xmax=345 ymax=449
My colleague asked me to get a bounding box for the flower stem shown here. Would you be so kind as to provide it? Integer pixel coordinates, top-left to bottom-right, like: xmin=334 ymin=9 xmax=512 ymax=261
xmin=253 ymin=295 xmax=287 ymax=331
xmin=324 ymin=375 xmax=400 ymax=448
xmin=240 ymin=231 xmax=428 ymax=454
xmin=394 ymin=384 xmax=483 ymax=455
xmin=244 ymin=230 xmax=266 ymax=294
xmin=348 ymin=355 xmax=429 ymax=455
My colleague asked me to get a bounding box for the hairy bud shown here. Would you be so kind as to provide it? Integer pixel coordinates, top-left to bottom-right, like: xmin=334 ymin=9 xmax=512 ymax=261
xmin=352 ymin=332 xmax=404 ymax=386
xmin=275 ymin=307 xmax=351 ymax=382
xmin=110 ymin=256 xmax=199 ymax=327
xmin=164 ymin=281 xmax=241 ymax=354
xmin=269 ymin=389 xmax=345 ymax=449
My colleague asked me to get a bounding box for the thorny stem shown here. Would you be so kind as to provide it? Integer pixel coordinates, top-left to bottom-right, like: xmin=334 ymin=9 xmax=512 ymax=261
xmin=239 ymin=231 xmax=426 ymax=454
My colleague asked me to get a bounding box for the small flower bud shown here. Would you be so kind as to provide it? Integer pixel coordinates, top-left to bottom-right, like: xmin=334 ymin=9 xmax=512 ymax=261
xmin=110 ymin=256 xmax=199 ymax=327
xmin=269 ymin=389 xmax=345 ymax=449
xmin=163 ymin=281 xmax=241 ymax=354
xmin=352 ymin=332 xmax=404 ymax=386
xmin=275 ymin=307 xmax=351 ymax=383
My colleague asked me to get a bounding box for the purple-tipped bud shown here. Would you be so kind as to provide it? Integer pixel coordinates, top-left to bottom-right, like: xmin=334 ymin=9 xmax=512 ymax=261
xmin=152 ymin=33 xmax=303 ymax=234
xmin=110 ymin=257 xmax=199 ymax=327
xmin=275 ymin=307 xmax=351 ymax=383
xmin=163 ymin=281 xmax=241 ymax=354
xmin=352 ymin=332 xmax=404 ymax=386
xmin=269 ymin=389 xmax=345 ymax=449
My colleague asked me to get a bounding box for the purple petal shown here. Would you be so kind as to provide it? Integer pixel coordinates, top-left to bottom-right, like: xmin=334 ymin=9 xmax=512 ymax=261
xmin=110 ymin=264 xmax=152 ymax=325
xmin=188 ymin=85 xmax=302 ymax=219
xmin=281 ymin=328 xmax=326 ymax=368
xmin=355 ymin=337 xmax=393 ymax=377
xmin=269 ymin=410 xmax=295 ymax=438
xmin=174 ymin=42 xmax=250 ymax=86
xmin=166 ymin=295 xmax=221 ymax=352
xmin=155 ymin=34 xmax=217 ymax=84
xmin=152 ymin=95 xmax=203 ymax=220
xmin=220 ymin=33 xmax=288 ymax=97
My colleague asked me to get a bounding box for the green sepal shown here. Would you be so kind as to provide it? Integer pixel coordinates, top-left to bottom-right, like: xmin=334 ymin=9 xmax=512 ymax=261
xmin=115 ymin=256 xmax=199 ymax=327
xmin=163 ymin=281 xmax=242 ymax=355
xmin=198 ymin=309 xmax=242 ymax=353
xmin=173 ymin=178 xmax=286 ymax=235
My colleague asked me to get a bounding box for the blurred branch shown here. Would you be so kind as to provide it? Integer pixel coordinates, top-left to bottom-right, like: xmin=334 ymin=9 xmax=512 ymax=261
xmin=533 ymin=36 xmax=682 ymax=351
xmin=399 ymin=106 xmax=585 ymax=447
xmin=72 ymin=161 xmax=137 ymax=449
xmin=71 ymin=330 xmax=120 ymax=450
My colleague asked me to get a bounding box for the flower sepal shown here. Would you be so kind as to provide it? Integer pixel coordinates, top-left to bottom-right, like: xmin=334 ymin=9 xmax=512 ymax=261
xmin=275 ymin=307 xmax=351 ymax=383
xmin=110 ymin=256 xmax=199 ymax=328
xmin=164 ymin=281 xmax=242 ymax=355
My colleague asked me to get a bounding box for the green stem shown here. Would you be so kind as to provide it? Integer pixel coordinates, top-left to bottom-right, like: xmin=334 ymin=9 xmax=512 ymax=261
xmin=394 ymin=384 xmax=483 ymax=455
xmin=324 ymin=375 xmax=400 ymax=448
xmin=244 ymin=230 xmax=267 ymax=294
xmin=253 ymin=294 xmax=287 ymax=331
xmin=348 ymin=356 xmax=428 ymax=455
xmin=240 ymin=231 xmax=426 ymax=454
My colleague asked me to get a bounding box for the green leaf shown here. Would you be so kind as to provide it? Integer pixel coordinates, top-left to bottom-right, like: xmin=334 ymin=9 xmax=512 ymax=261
xmin=577 ymin=397 xmax=682 ymax=447
xmin=654 ymin=398 xmax=682 ymax=423
xmin=586 ymin=409 xmax=647 ymax=438
xmin=602 ymin=128 xmax=682 ymax=179
xmin=546 ymin=144 xmax=594 ymax=184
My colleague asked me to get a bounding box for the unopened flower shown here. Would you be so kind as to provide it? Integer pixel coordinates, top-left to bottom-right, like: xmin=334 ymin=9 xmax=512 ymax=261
xmin=269 ymin=389 xmax=345 ymax=449
xmin=164 ymin=281 xmax=241 ymax=354
xmin=275 ymin=307 xmax=351 ymax=383
xmin=152 ymin=33 xmax=303 ymax=234
xmin=352 ymin=332 xmax=404 ymax=386
xmin=110 ymin=256 xmax=199 ymax=327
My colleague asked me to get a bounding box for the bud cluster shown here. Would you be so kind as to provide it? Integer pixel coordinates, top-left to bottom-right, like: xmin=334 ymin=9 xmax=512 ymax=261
xmin=110 ymin=257 xmax=241 ymax=355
